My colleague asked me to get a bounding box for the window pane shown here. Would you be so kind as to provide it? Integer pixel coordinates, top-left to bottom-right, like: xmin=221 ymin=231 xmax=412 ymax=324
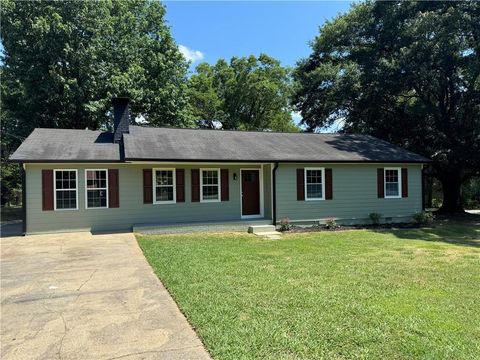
xmin=56 ymin=190 xmax=77 ymax=209
xmin=86 ymin=170 xmax=107 ymax=189
xmin=307 ymin=184 xmax=323 ymax=199
xmin=156 ymin=170 xmax=173 ymax=186
xmin=385 ymin=170 xmax=398 ymax=183
xmin=202 ymin=185 xmax=219 ymax=200
xmin=202 ymin=170 xmax=218 ymax=185
xmin=55 ymin=171 xmax=76 ymax=190
xmin=156 ymin=186 xmax=174 ymax=202
xmin=386 ymin=183 xmax=399 ymax=197
xmin=87 ymin=189 xmax=107 ymax=208
xmin=306 ymin=170 xmax=322 ymax=184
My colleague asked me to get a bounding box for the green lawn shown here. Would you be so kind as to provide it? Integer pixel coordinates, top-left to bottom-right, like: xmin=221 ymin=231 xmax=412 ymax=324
xmin=138 ymin=219 xmax=480 ymax=359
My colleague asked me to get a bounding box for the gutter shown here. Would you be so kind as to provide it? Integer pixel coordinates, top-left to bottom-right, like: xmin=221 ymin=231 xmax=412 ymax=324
xmin=272 ymin=162 xmax=279 ymax=226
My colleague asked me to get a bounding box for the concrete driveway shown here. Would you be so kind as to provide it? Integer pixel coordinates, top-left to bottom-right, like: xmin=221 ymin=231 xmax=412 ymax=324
xmin=1 ymin=232 xmax=211 ymax=360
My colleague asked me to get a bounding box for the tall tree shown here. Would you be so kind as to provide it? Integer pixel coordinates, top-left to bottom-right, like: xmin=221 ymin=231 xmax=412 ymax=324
xmin=1 ymin=0 xmax=192 ymax=204
xmin=1 ymin=0 xmax=191 ymax=138
xmin=293 ymin=1 xmax=480 ymax=212
xmin=188 ymin=54 xmax=297 ymax=131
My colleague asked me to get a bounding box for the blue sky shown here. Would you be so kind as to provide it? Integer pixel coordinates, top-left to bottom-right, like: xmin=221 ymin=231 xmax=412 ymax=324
xmin=1 ymin=1 xmax=352 ymax=129
xmin=165 ymin=1 xmax=353 ymax=130
xmin=165 ymin=1 xmax=352 ymax=70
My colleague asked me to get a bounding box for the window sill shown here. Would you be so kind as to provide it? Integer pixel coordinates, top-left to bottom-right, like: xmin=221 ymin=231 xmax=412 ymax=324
xmin=200 ymin=199 xmax=221 ymax=203
xmin=153 ymin=201 xmax=177 ymax=205
xmin=305 ymin=198 xmax=325 ymax=201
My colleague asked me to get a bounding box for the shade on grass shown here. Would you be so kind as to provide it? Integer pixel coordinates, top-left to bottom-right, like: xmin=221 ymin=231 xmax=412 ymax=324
xmin=137 ymin=222 xmax=480 ymax=359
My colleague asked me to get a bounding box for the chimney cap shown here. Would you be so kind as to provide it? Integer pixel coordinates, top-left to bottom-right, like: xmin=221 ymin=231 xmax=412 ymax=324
xmin=112 ymin=96 xmax=130 ymax=103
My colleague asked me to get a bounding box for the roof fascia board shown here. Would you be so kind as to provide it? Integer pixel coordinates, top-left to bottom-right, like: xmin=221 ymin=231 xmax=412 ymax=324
xmin=125 ymin=158 xmax=430 ymax=164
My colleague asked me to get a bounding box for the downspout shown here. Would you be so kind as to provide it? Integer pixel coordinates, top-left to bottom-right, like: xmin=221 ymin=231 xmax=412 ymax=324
xmin=21 ymin=163 xmax=26 ymax=236
xmin=272 ymin=162 xmax=279 ymax=226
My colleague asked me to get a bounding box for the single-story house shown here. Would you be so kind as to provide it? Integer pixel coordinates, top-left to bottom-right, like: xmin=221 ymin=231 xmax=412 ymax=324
xmin=10 ymin=98 xmax=429 ymax=234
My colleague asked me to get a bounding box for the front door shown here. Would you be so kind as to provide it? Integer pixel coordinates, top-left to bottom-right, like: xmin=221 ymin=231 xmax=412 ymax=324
xmin=241 ymin=170 xmax=260 ymax=216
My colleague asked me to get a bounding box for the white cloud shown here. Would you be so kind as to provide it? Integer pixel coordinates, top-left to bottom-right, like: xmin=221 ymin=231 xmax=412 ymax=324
xmin=179 ymin=45 xmax=204 ymax=63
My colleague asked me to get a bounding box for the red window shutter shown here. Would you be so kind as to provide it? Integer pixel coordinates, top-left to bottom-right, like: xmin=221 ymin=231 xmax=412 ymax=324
xmin=42 ymin=169 xmax=54 ymax=211
xmin=176 ymin=169 xmax=185 ymax=202
xmin=377 ymin=168 xmax=385 ymax=198
xmin=143 ymin=169 xmax=153 ymax=204
xmin=401 ymin=168 xmax=408 ymax=198
xmin=221 ymin=169 xmax=229 ymax=201
xmin=108 ymin=169 xmax=119 ymax=208
xmin=191 ymin=169 xmax=200 ymax=202
xmin=296 ymin=168 xmax=305 ymax=201
xmin=325 ymin=168 xmax=333 ymax=200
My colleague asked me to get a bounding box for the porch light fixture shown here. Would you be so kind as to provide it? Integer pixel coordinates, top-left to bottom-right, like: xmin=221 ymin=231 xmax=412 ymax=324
xmin=233 ymin=173 xmax=237 ymax=180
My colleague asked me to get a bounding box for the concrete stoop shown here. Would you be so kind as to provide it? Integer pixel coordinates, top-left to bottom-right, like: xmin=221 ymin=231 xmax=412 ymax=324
xmin=248 ymin=225 xmax=282 ymax=239
xmin=257 ymin=231 xmax=282 ymax=239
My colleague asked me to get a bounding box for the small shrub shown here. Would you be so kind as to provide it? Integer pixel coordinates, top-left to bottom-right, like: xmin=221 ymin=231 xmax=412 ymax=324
xmin=279 ymin=217 xmax=291 ymax=232
xmin=431 ymin=198 xmax=443 ymax=209
xmin=413 ymin=211 xmax=435 ymax=225
xmin=325 ymin=218 xmax=339 ymax=230
xmin=369 ymin=212 xmax=382 ymax=225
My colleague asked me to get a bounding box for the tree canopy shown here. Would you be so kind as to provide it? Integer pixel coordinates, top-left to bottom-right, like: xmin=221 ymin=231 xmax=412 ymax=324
xmin=188 ymin=54 xmax=297 ymax=131
xmin=1 ymin=0 xmax=191 ymax=137
xmin=1 ymin=0 xmax=193 ymax=204
xmin=293 ymin=1 xmax=480 ymax=212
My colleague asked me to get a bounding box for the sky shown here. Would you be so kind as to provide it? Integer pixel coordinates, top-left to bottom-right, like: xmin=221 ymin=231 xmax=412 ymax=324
xmin=165 ymin=1 xmax=352 ymax=70
xmin=165 ymin=1 xmax=352 ymax=129
xmin=1 ymin=1 xmax=352 ymax=130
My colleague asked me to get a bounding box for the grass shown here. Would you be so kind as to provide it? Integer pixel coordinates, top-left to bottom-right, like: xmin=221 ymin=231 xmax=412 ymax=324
xmin=137 ymin=219 xmax=480 ymax=359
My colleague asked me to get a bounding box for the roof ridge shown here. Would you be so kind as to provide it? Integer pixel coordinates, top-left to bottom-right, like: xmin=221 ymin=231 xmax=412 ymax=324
xmin=129 ymin=125 xmax=352 ymax=136
xmin=34 ymin=127 xmax=106 ymax=132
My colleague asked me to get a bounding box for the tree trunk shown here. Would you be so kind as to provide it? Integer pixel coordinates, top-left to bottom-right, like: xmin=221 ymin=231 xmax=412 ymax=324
xmin=425 ymin=176 xmax=433 ymax=209
xmin=438 ymin=174 xmax=464 ymax=213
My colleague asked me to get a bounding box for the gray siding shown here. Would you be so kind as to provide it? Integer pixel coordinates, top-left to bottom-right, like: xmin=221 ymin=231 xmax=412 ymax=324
xmin=25 ymin=164 xmax=268 ymax=233
xmin=276 ymin=163 xmax=422 ymax=224
xmin=24 ymin=162 xmax=423 ymax=233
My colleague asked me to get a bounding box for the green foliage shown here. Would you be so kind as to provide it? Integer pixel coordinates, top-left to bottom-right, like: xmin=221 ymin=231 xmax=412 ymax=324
xmin=188 ymin=54 xmax=298 ymax=131
xmin=369 ymin=212 xmax=382 ymax=225
xmin=462 ymin=177 xmax=480 ymax=209
xmin=325 ymin=217 xmax=339 ymax=230
xmin=279 ymin=217 xmax=291 ymax=232
xmin=1 ymin=0 xmax=191 ymax=139
xmin=1 ymin=0 xmax=192 ymax=196
xmin=413 ymin=211 xmax=435 ymax=225
xmin=138 ymin=220 xmax=480 ymax=359
xmin=293 ymin=2 xmax=480 ymax=212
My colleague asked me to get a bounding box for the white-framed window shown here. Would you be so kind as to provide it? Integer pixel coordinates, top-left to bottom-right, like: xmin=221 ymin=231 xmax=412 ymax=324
xmin=153 ymin=168 xmax=176 ymax=204
xmin=54 ymin=169 xmax=78 ymax=210
xmin=200 ymin=168 xmax=220 ymax=202
xmin=384 ymin=167 xmax=401 ymax=198
xmin=305 ymin=167 xmax=325 ymax=200
xmin=85 ymin=169 xmax=108 ymax=209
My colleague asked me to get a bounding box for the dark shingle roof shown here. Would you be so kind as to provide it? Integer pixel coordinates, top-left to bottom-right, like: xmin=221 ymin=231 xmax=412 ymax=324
xmin=123 ymin=126 xmax=428 ymax=163
xmin=10 ymin=126 xmax=429 ymax=163
xmin=9 ymin=128 xmax=121 ymax=162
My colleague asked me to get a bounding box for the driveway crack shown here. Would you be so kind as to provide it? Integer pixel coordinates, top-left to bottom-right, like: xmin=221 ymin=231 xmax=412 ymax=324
xmin=76 ymin=269 xmax=97 ymax=291
xmin=57 ymin=313 xmax=67 ymax=360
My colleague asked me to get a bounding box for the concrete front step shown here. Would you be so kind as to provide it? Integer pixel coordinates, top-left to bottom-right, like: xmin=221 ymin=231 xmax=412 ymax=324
xmin=248 ymin=225 xmax=276 ymax=234
xmin=254 ymin=231 xmax=282 ymax=239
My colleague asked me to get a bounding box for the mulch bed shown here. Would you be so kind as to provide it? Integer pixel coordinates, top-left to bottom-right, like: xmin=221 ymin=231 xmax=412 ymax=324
xmin=283 ymin=222 xmax=424 ymax=233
